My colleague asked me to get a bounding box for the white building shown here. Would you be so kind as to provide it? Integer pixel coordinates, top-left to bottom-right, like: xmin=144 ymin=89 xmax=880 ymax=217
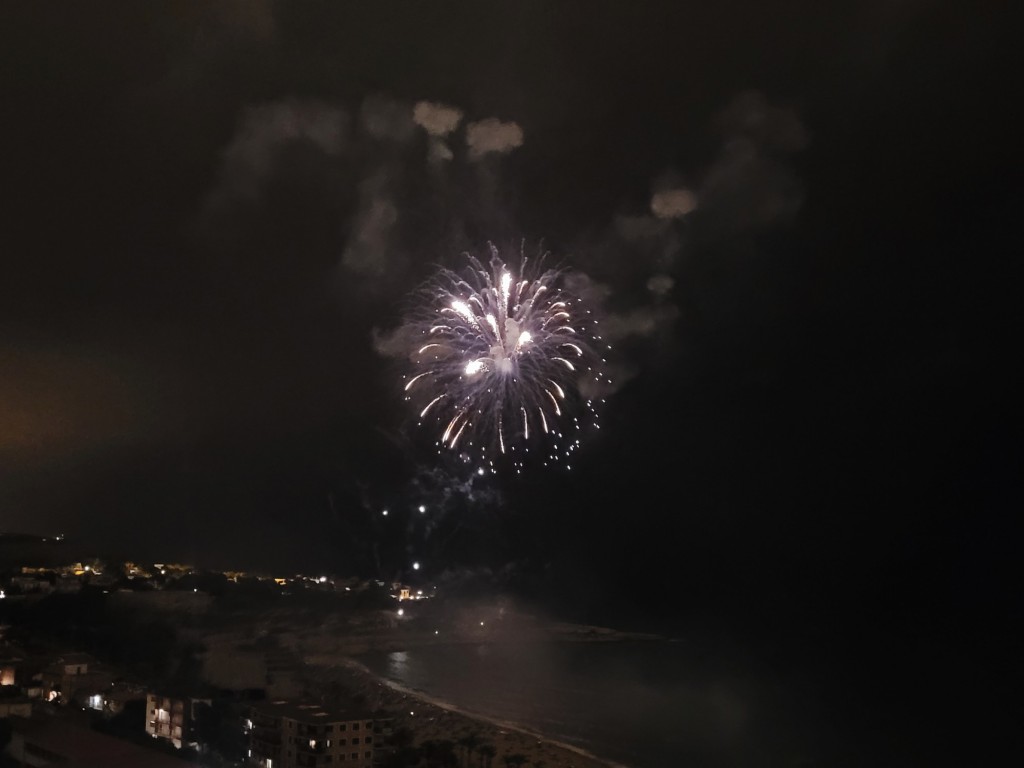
xmin=145 ymin=692 xmax=212 ymax=750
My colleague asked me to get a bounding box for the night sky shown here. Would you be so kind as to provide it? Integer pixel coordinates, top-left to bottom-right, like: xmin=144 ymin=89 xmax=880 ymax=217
xmin=1 ymin=0 xmax=1019 ymax=652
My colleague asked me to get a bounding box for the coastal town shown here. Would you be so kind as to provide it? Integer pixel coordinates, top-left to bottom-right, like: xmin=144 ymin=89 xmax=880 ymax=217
xmin=0 ymin=536 xmax=634 ymax=768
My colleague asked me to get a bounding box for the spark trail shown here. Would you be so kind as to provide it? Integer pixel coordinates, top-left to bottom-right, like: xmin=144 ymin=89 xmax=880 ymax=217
xmin=402 ymin=244 xmax=609 ymax=472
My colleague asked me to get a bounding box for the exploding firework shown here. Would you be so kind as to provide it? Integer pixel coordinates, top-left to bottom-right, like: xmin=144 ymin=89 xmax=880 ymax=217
xmin=402 ymin=243 xmax=609 ymax=471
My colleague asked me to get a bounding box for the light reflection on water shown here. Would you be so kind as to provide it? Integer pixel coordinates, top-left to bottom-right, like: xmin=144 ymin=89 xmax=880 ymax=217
xmin=360 ymin=639 xmax=826 ymax=768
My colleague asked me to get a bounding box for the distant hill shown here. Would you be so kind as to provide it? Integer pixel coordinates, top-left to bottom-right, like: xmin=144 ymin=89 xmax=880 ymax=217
xmin=0 ymin=533 xmax=68 ymax=569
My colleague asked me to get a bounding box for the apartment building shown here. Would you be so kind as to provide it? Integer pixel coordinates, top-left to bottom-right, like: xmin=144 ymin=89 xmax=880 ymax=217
xmin=145 ymin=691 xmax=212 ymax=750
xmin=247 ymin=699 xmax=393 ymax=768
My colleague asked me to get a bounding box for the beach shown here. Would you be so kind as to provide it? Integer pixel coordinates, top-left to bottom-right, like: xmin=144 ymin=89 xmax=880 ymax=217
xmin=308 ymin=655 xmax=627 ymax=768
xmin=189 ymin=594 xmax=660 ymax=766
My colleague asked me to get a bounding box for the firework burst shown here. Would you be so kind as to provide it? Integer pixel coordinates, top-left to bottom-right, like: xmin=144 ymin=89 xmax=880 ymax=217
xmin=402 ymin=243 xmax=609 ymax=471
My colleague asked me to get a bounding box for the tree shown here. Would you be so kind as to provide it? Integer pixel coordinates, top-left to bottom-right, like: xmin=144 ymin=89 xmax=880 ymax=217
xmin=421 ymin=739 xmax=458 ymax=768
xmin=382 ymin=746 xmax=421 ymax=768
xmin=390 ymin=726 xmax=416 ymax=749
xmin=192 ymin=701 xmax=222 ymax=755
xmin=477 ymin=743 xmax=496 ymax=768
xmin=0 ymin=717 xmax=16 ymax=768
xmin=458 ymin=732 xmax=481 ymax=768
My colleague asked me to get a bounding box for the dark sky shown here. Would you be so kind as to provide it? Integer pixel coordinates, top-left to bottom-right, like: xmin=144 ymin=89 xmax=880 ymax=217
xmin=1 ymin=1 xmax=1019 ymax=635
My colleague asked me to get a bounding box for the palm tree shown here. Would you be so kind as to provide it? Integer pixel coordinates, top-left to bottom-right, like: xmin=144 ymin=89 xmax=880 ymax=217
xmin=477 ymin=742 xmax=496 ymax=768
xmin=436 ymin=739 xmax=458 ymax=768
xmin=458 ymin=732 xmax=481 ymax=768
xmin=422 ymin=739 xmax=458 ymax=768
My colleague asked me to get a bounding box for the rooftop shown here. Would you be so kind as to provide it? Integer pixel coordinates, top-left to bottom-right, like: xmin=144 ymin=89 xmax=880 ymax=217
xmin=11 ymin=717 xmax=201 ymax=768
xmin=249 ymin=699 xmax=383 ymax=725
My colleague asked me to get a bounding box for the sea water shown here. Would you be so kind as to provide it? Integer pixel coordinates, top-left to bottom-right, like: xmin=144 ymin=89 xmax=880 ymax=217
xmin=359 ymin=637 xmax=838 ymax=768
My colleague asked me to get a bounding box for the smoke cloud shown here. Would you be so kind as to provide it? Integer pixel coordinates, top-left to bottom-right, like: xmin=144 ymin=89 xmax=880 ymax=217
xmin=342 ymin=171 xmax=400 ymax=279
xmin=698 ymin=91 xmax=808 ymax=233
xmin=197 ymin=88 xmax=807 ymax=445
xmin=413 ymin=101 xmax=464 ymax=137
xmin=204 ymin=100 xmax=349 ymax=210
xmin=651 ymin=188 xmax=698 ymax=219
xmin=360 ymin=94 xmax=416 ymax=143
xmin=372 ymin=322 xmax=422 ymax=361
xmin=466 ymin=118 xmax=525 ymax=159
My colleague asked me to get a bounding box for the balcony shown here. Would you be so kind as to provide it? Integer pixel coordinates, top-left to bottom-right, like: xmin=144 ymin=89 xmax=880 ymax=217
xmin=251 ymin=728 xmax=282 ymax=745
xmin=249 ymin=743 xmax=281 ymax=761
xmin=296 ymin=739 xmax=326 ymax=755
xmin=251 ymin=713 xmax=281 ymax=729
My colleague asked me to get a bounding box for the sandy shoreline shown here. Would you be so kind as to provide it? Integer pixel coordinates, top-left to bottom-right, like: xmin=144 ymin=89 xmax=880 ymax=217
xmin=306 ymin=654 xmax=631 ymax=768
xmin=193 ymin=596 xmax=658 ymax=766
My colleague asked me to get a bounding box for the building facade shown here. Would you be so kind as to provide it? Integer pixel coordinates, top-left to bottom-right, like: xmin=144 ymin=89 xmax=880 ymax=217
xmin=146 ymin=692 xmax=211 ymax=750
xmin=39 ymin=652 xmax=112 ymax=705
xmin=0 ymin=697 xmax=32 ymax=717
xmin=247 ymin=700 xmax=393 ymax=768
xmin=0 ymin=657 xmax=21 ymax=686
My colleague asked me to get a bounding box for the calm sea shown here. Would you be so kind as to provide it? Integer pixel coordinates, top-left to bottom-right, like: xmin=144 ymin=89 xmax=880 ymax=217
xmin=357 ymin=625 xmax=1018 ymax=768
xmin=359 ymin=636 xmax=857 ymax=768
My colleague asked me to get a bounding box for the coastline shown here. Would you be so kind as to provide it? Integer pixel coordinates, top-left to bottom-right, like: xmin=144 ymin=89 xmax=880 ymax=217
xmin=194 ymin=596 xmax=662 ymax=765
xmin=303 ymin=653 xmax=631 ymax=768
